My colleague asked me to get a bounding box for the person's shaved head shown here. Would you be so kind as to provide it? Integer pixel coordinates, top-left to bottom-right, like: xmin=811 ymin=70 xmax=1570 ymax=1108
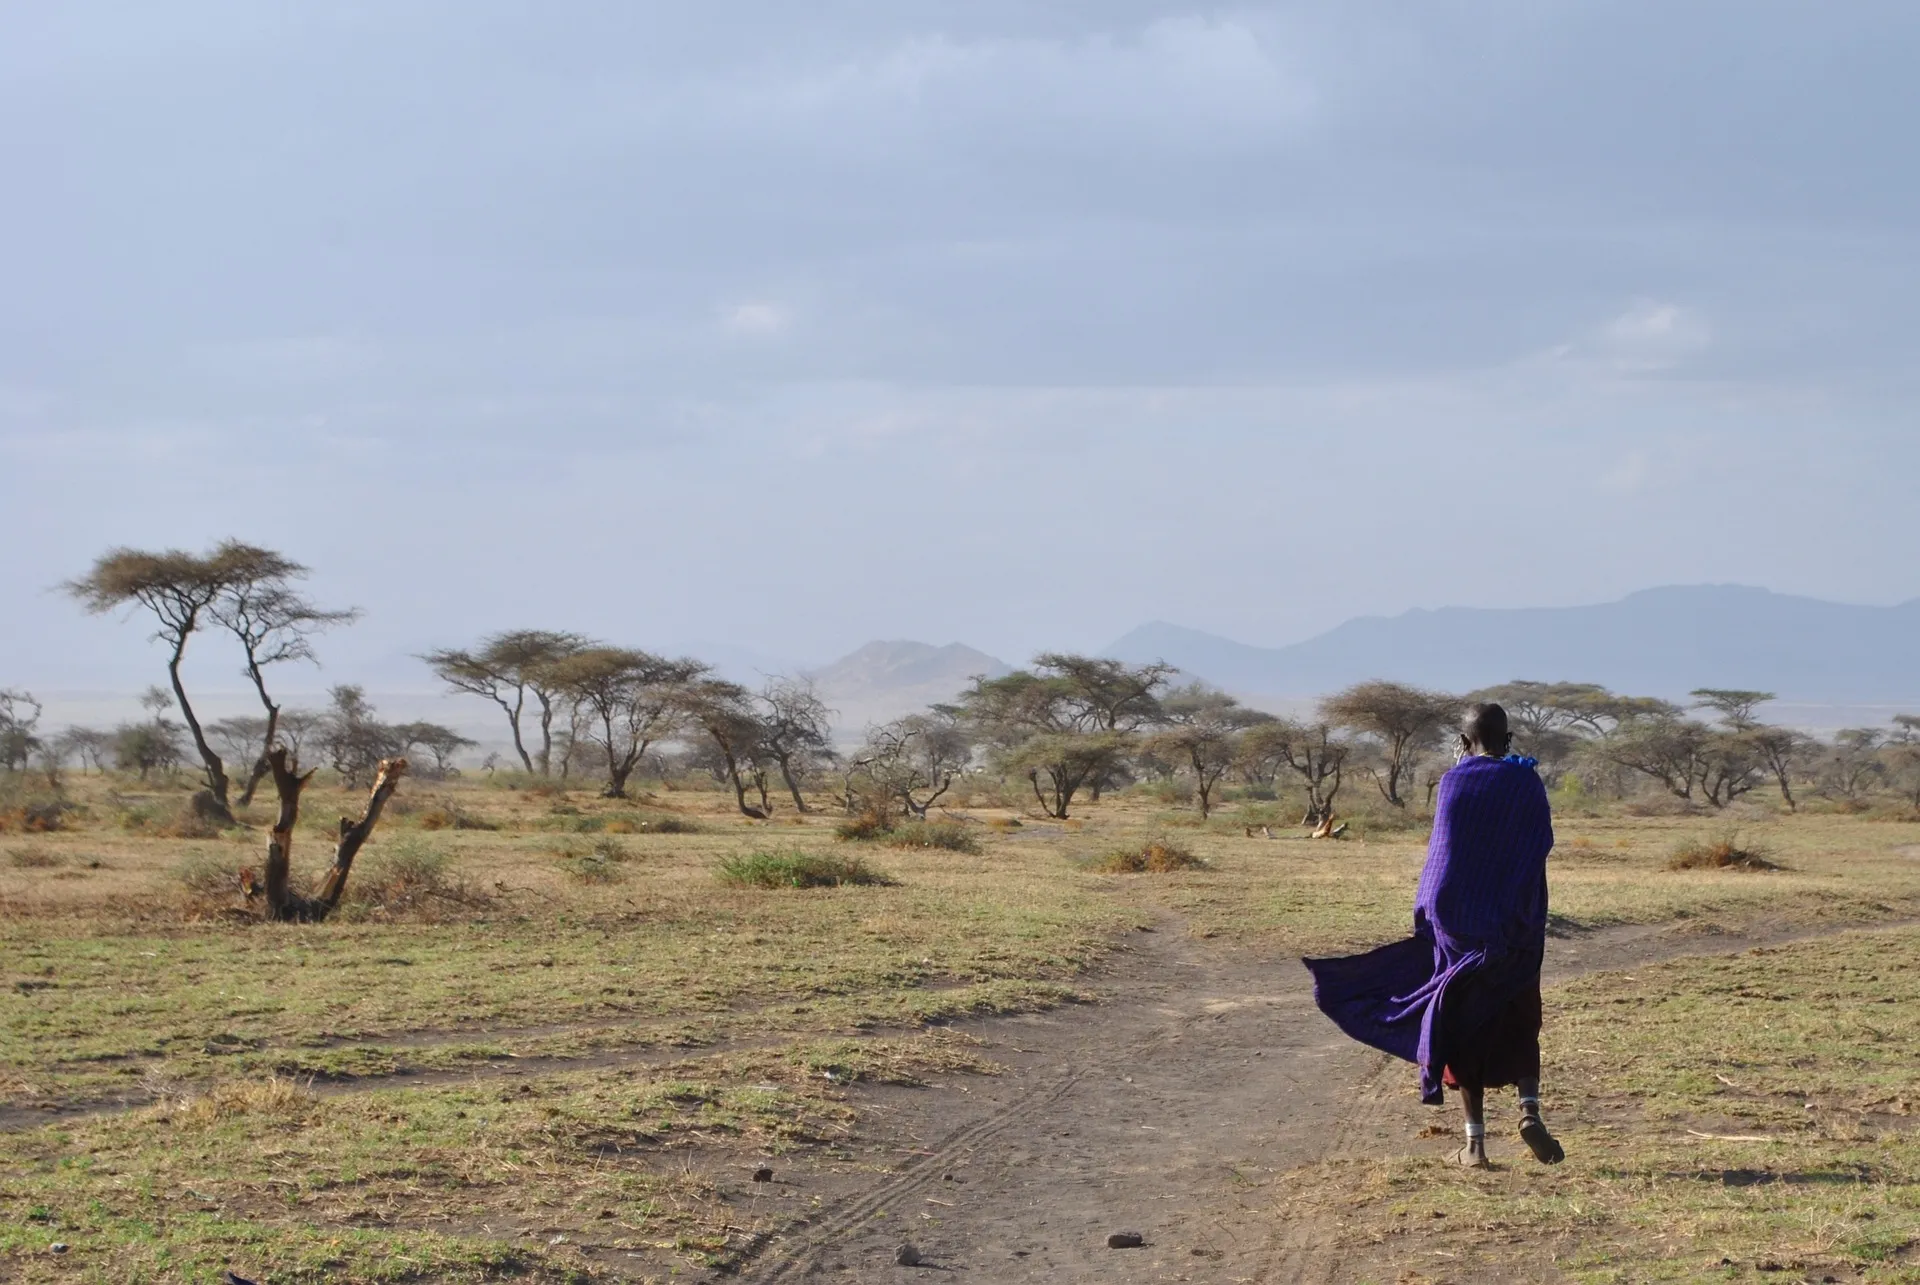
xmin=1461 ymin=703 xmax=1512 ymax=757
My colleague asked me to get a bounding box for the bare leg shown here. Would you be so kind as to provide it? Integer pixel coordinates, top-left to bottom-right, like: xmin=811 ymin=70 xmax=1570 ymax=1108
xmin=1453 ymin=1084 xmax=1489 ymax=1167
xmin=1517 ymin=1077 xmax=1564 ymax=1164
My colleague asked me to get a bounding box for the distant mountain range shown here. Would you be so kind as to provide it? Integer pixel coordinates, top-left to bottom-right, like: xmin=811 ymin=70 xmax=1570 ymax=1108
xmin=805 ymin=640 xmax=1012 ymax=735
xmin=1103 ymin=585 xmax=1920 ymax=703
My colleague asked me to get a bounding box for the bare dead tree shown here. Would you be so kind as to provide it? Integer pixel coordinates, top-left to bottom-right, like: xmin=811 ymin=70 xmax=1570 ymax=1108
xmin=259 ymin=747 xmax=407 ymax=922
xmin=758 ymin=677 xmax=834 ymax=812
xmin=848 ymin=711 xmax=974 ymax=821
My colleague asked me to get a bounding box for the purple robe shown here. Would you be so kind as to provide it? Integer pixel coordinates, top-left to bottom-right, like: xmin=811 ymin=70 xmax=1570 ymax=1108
xmin=1304 ymin=756 xmax=1553 ymax=1104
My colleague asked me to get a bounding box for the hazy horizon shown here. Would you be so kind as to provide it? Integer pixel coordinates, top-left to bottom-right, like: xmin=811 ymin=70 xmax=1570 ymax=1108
xmin=5 ymin=4 xmax=1919 ymax=689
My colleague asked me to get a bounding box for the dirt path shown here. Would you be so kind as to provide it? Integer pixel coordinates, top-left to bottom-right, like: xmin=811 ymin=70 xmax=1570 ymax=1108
xmin=719 ymin=914 xmax=1911 ymax=1284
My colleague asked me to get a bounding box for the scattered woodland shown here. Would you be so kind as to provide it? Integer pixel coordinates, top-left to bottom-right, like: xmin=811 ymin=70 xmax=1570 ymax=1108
xmin=6 ymin=542 xmax=1920 ymax=855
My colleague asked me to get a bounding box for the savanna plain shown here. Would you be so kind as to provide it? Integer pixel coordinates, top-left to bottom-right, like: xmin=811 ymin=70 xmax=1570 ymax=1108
xmin=4 ymin=771 xmax=1920 ymax=1284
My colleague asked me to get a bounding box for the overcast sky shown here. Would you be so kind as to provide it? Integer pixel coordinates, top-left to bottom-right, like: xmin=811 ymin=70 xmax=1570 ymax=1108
xmin=4 ymin=1 xmax=1918 ymax=693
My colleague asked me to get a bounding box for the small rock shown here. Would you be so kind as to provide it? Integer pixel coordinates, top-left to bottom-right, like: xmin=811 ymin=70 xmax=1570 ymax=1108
xmin=752 ymin=1167 xmax=774 ymax=1183
xmin=50 ymin=1243 xmax=69 ymax=1254
xmin=1107 ymin=1232 xmax=1144 ymax=1249
xmin=895 ymin=1242 xmax=921 ymax=1266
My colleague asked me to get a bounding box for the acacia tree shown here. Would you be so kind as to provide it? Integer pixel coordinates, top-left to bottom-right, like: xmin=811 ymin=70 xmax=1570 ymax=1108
xmin=546 ymin=648 xmax=707 ymax=799
xmin=959 ymin=655 xmax=1172 ymax=819
xmin=1690 ymin=688 xmax=1775 ymax=731
xmin=758 ymin=678 xmax=834 ymax=812
xmin=209 ymin=547 xmax=358 ymax=804
xmin=422 ymin=630 xmax=587 ymax=775
xmin=1321 ymin=681 xmax=1458 ymax=808
xmin=1887 ymin=715 xmax=1920 ymax=810
xmin=57 ymin=727 xmax=114 ymax=774
xmin=1150 ymin=685 xmax=1274 ymax=818
xmin=684 ymin=679 xmax=773 ymax=818
xmin=1739 ymin=725 xmax=1806 ymax=812
xmin=66 ymin=546 xmax=240 ymax=816
xmin=0 ymin=688 xmax=41 ymax=771
xmin=1274 ymin=720 xmax=1349 ymax=827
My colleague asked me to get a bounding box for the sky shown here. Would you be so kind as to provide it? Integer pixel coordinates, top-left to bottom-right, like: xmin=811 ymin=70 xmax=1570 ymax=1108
xmin=4 ymin=1 xmax=1918 ymax=697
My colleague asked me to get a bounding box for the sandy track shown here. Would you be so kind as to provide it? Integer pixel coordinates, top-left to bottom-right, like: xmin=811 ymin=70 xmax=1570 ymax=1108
xmin=724 ymin=915 xmax=1909 ymax=1284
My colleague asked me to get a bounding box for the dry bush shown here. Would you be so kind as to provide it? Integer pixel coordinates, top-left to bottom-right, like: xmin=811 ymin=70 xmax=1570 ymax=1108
xmin=1668 ymin=829 xmax=1779 ymax=872
xmin=1092 ymin=836 xmax=1209 ymax=874
xmin=834 ymin=811 xmax=891 ymax=842
xmin=157 ymin=1076 xmax=320 ymax=1127
xmin=343 ymin=837 xmax=493 ymax=916
xmin=562 ymin=836 xmax=630 ymax=883
xmin=416 ymin=802 xmax=498 ymax=831
xmin=0 ymin=801 xmax=73 ymax=833
xmin=176 ymin=852 xmax=241 ymax=898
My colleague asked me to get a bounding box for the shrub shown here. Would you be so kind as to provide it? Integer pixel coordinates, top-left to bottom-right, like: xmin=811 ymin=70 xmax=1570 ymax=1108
xmin=417 ymin=803 xmax=498 ymax=832
xmin=1668 ymin=830 xmax=1779 ymax=872
xmin=557 ymin=835 xmax=630 ymax=884
xmin=177 ymin=852 xmax=241 ymax=898
xmin=884 ymin=821 xmax=981 ymax=854
xmin=7 ymin=846 xmax=61 ymax=869
xmin=345 ymin=837 xmax=482 ymax=911
xmin=717 ymin=850 xmax=894 ymax=889
xmin=1091 ymin=836 xmax=1209 ymax=874
xmin=834 ymin=812 xmax=892 ymax=841
xmin=0 ymin=801 xmax=74 ymax=834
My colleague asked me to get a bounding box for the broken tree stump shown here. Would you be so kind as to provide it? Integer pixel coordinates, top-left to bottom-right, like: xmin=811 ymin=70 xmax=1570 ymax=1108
xmin=261 ymin=746 xmax=408 ymax=923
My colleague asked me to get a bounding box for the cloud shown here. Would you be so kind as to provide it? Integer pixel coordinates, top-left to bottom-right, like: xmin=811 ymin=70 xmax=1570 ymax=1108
xmin=721 ymin=301 xmax=789 ymax=335
xmin=1598 ymin=301 xmax=1712 ymax=370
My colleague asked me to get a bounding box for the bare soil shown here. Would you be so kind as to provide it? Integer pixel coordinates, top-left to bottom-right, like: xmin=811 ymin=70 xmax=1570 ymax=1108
xmin=695 ymin=915 xmax=1904 ymax=1285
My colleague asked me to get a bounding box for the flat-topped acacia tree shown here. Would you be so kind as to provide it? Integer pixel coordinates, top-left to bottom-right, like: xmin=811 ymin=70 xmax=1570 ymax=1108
xmin=65 ymin=541 xmax=354 ymax=820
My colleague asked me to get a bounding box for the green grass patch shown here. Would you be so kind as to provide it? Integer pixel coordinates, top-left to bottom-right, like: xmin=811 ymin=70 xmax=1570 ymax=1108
xmin=717 ymin=850 xmax=895 ymax=889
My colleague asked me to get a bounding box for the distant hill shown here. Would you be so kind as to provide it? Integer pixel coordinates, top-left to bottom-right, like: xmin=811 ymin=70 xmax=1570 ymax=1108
xmin=806 ymin=640 xmax=1012 ymax=736
xmin=1105 ymin=586 xmax=1920 ymax=704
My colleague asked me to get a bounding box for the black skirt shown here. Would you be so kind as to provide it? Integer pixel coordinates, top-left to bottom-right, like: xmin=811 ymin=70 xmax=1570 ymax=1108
xmin=1440 ymin=981 xmax=1542 ymax=1091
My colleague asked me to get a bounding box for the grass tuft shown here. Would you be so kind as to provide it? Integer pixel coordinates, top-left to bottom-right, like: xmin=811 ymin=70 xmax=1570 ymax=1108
xmin=718 ymin=849 xmax=895 ymax=889
xmin=1091 ymin=835 xmax=1208 ymax=873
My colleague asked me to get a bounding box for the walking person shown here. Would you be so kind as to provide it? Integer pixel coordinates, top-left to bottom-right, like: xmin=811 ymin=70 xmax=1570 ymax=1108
xmin=1304 ymin=703 xmax=1564 ymax=1167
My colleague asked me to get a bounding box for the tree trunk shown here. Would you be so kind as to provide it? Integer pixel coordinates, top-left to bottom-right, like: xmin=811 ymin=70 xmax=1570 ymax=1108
xmin=536 ymin=692 xmax=557 ymax=776
xmin=498 ymin=689 xmax=534 ymax=774
xmin=237 ymin=660 xmax=281 ymax=807
xmin=169 ymin=640 xmax=232 ymax=821
xmin=774 ymin=752 xmax=811 ymax=813
xmin=262 ymin=748 xmax=407 ymax=923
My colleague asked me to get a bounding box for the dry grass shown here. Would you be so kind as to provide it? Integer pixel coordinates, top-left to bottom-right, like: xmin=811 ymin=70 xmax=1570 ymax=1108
xmin=1276 ymin=925 xmax=1920 ymax=1283
xmin=1668 ymin=828 xmax=1780 ymax=871
xmin=3 ymin=770 xmax=1920 ymax=1282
